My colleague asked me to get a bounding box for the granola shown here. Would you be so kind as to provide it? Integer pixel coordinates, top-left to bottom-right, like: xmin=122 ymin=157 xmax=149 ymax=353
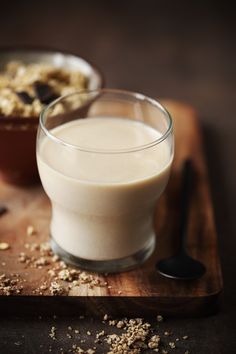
xmin=0 ymin=242 xmax=10 ymax=250
xmin=0 ymin=61 xmax=88 ymax=117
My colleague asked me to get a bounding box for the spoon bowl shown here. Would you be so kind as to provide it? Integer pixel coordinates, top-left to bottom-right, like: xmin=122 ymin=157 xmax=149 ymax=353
xmin=157 ymin=252 xmax=206 ymax=280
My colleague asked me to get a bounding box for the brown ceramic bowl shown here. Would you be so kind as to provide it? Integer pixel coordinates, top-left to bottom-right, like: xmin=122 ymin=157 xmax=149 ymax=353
xmin=0 ymin=48 xmax=104 ymax=185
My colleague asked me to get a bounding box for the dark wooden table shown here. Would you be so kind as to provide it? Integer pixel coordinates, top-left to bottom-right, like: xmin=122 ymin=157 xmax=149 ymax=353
xmin=0 ymin=1 xmax=236 ymax=353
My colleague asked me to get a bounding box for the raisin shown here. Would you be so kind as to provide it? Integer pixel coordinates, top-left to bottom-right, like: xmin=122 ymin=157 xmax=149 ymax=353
xmin=33 ymin=82 xmax=58 ymax=104
xmin=16 ymin=91 xmax=34 ymax=104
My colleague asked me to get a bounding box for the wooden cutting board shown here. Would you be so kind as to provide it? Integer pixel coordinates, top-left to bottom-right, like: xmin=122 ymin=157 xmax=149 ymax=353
xmin=0 ymin=100 xmax=223 ymax=317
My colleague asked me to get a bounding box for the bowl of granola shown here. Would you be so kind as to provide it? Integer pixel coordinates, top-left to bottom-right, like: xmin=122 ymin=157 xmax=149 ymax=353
xmin=0 ymin=48 xmax=103 ymax=185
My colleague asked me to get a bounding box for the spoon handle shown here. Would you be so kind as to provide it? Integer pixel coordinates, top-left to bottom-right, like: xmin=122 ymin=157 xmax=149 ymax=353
xmin=179 ymin=159 xmax=194 ymax=253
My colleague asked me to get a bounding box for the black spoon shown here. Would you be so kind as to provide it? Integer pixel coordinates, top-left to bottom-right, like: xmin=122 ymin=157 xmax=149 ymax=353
xmin=157 ymin=160 xmax=206 ymax=280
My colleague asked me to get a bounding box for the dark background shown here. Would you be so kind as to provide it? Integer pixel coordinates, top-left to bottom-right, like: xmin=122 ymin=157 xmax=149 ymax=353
xmin=0 ymin=1 xmax=236 ymax=353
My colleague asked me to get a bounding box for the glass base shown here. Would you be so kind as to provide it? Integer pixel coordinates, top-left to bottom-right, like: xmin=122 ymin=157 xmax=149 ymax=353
xmin=50 ymin=236 xmax=155 ymax=273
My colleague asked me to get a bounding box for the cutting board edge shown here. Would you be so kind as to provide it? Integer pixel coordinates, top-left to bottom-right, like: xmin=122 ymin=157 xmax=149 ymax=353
xmin=0 ymin=290 xmax=223 ymax=318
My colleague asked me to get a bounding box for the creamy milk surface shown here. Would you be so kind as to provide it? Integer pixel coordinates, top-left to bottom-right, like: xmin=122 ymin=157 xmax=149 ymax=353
xmin=37 ymin=117 xmax=172 ymax=260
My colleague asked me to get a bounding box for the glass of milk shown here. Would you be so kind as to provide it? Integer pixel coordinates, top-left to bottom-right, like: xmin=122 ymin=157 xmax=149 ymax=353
xmin=37 ymin=89 xmax=174 ymax=272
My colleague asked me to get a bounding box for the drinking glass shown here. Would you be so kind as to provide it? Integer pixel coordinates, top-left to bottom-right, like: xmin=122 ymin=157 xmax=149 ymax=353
xmin=37 ymin=89 xmax=174 ymax=272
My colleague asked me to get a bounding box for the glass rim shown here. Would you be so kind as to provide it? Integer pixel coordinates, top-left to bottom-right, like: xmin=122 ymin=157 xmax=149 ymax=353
xmin=39 ymin=88 xmax=173 ymax=154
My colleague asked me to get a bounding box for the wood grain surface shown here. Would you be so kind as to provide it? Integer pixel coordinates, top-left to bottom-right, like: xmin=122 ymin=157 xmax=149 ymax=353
xmin=0 ymin=100 xmax=223 ymax=317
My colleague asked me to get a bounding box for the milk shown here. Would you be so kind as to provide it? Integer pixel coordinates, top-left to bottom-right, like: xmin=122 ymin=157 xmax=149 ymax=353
xmin=37 ymin=117 xmax=173 ymax=261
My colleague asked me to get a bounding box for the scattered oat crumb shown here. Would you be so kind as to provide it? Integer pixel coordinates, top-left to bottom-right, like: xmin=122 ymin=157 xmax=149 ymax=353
xmin=49 ymin=281 xmax=64 ymax=296
xmin=148 ymin=334 xmax=161 ymax=349
xmin=169 ymin=341 xmax=176 ymax=349
xmin=27 ymin=225 xmax=36 ymax=236
xmin=106 ymin=318 xmax=151 ymax=353
xmin=7 ymin=312 xmax=193 ymax=354
xmin=0 ymin=223 xmax=194 ymax=354
xmin=87 ymin=350 xmax=95 ymax=354
xmin=48 ymin=269 xmax=56 ymax=277
xmin=35 ymin=256 xmax=49 ymax=267
xmin=96 ymin=330 xmax=105 ymax=339
xmin=15 ymin=239 xmax=110 ymax=296
xmin=49 ymin=326 xmax=56 ymax=340
xmin=59 ymin=269 xmax=80 ymax=282
xmin=0 ymin=242 xmax=10 ymax=250
xmin=52 ymin=254 xmax=60 ymax=262
xmin=18 ymin=252 xmax=30 ymax=263
xmin=39 ymin=283 xmax=47 ymax=291
xmin=116 ymin=320 xmax=125 ymax=329
xmin=0 ymin=273 xmax=23 ymax=295
xmin=14 ymin=341 xmax=21 ymax=346
xmin=71 ymin=346 xmax=95 ymax=353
